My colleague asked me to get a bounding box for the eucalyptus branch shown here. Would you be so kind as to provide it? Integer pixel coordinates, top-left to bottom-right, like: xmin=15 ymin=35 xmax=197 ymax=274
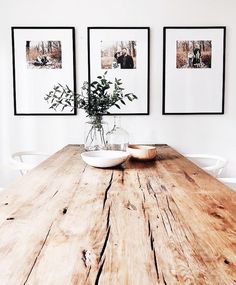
xmin=44 ymin=72 xmax=137 ymax=117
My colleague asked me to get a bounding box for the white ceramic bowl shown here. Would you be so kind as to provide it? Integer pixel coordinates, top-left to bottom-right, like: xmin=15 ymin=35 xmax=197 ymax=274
xmin=81 ymin=150 xmax=129 ymax=168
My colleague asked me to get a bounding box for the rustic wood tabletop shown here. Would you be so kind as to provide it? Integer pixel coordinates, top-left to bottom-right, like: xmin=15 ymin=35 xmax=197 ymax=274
xmin=0 ymin=144 xmax=235 ymax=285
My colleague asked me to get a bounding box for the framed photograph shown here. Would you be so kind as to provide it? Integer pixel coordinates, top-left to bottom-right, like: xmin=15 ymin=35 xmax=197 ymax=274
xmin=163 ymin=26 xmax=226 ymax=115
xmin=88 ymin=27 xmax=150 ymax=115
xmin=12 ymin=27 xmax=76 ymax=115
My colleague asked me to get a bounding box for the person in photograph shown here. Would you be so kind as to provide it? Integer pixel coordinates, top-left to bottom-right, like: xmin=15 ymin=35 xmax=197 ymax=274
xmin=33 ymin=55 xmax=51 ymax=66
xmin=193 ymin=44 xmax=201 ymax=67
xmin=120 ymin=48 xmax=134 ymax=69
xmin=113 ymin=51 xmax=122 ymax=68
xmin=187 ymin=48 xmax=194 ymax=68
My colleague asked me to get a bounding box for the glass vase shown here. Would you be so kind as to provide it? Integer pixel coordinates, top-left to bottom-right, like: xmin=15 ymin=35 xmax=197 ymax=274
xmin=106 ymin=116 xmax=129 ymax=151
xmin=84 ymin=116 xmax=108 ymax=151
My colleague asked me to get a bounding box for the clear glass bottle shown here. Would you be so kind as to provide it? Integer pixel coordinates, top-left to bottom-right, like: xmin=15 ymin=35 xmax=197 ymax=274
xmin=106 ymin=116 xmax=129 ymax=151
xmin=84 ymin=116 xmax=108 ymax=151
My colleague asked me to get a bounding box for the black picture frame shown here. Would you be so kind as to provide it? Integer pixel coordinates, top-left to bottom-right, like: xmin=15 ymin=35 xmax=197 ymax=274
xmin=88 ymin=27 xmax=150 ymax=115
xmin=163 ymin=26 xmax=226 ymax=115
xmin=12 ymin=26 xmax=76 ymax=116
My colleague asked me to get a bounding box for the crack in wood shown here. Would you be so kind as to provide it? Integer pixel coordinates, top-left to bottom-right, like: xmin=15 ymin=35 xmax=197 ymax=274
xmin=161 ymin=185 xmax=167 ymax=192
xmin=82 ymin=250 xmax=92 ymax=268
xmin=183 ymin=171 xmax=199 ymax=188
xmin=161 ymin=214 xmax=169 ymax=236
xmin=183 ymin=171 xmax=195 ymax=183
xmin=137 ymin=173 xmax=146 ymax=202
xmin=102 ymin=172 xmax=114 ymax=210
xmin=126 ymin=200 xmax=137 ymax=211
xmin=154 ymin=193 xmax=159 ymax=206
xmin=6 ymin=217 xmax=14 ymax=220
xmin=85 ymin=266 xmax=91 ymax=281
xmin=163 ymin=273 xmax=167 ymax=285
xmin=94 ymin=258 xmax=105 ymax=285
xmin=150 ymin=231 xmax=154 ymax=251
xmin=184 ymin=232 xmax=191 ymax=244
xmin=166 ymin=196 xmax=176 ymax=221
xmin=210 ymin=211 xmax=223 ymax=219
xmin=146 ymin=180 xmax=154 ymax=195
xmin=217 ymin=204 xmax=225 ymax=209
xmin=51 ymin=190 xmax=59 ymax=198
xmin=176 ymin=234 xmax=186 ymax=257
xmin=82 ymin=165 xmax=87 ymax=173
xmin=106 ymin=205 xmax=111 ymax=230
xmin=148 ymin=219 xmax=151 ymax=237
xmin=23 ymin=223 xmax=53 ymax=285
xmin=99 ymin=226 xmax=110 ymax=263
xmin=146 ymin=181 xmax=161 ymax=205
xmin=153 ymin=247 xmax=160 ymax=281
xmin=149 ymin=229 xmax=159 ymax=281
xmin=224 ymin=258 xmax=230 ymax=265
xmin=142 ymin=201 xmax=146 ymax=218
xmin=137 ymin=172 xmax=141 ymax=186
xmin=62 ymin=207 xmax=68 ymax=215
xmin=121 ymin=170 xmax=124 ymax=184
xmin=163 ymin=209 xmax=173 ymax=233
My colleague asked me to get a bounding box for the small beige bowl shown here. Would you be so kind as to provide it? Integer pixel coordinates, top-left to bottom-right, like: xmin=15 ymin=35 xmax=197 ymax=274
xmin=128 ymin=145 xmax=157 ymax=161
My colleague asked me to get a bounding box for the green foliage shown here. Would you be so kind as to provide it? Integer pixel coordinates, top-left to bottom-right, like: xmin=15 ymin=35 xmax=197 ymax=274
xmin=44 ymin=72 xmax=137 ymax=117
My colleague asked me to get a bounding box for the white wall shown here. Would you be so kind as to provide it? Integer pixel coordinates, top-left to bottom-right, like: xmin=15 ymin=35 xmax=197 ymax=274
xmin=1 ymin=0 xmax=236 ymax=185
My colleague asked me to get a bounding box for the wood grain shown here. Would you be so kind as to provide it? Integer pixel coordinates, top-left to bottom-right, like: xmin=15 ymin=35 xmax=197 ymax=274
xmin=0 ymin=144 xmax=235 ymax=285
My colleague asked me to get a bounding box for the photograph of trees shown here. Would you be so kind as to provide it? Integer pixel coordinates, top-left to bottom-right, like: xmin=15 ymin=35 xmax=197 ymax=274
xmin=101 ymin=41 xmax=136 ymax=69
xmin=26 ymin=41 xmax=62 ymax=69
xmin=176 ymin=40 xmax=212 ymax=69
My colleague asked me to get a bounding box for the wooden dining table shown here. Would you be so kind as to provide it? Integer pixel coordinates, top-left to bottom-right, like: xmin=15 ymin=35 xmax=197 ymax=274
xmin=0 ymin=144 xmax=235 ymax=285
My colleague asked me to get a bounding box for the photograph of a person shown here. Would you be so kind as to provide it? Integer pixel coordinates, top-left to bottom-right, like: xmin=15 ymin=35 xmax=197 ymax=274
xmin=176 ymin=40 xmax=212 ymax=69
xmin=101 ymin=41 xmax=136 ymax=69
xmin=26 ymin=41 xmax=62 ymax=69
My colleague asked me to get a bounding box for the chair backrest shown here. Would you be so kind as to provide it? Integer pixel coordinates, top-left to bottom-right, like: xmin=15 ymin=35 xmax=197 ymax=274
xmin=11 ymin=151 xmax=49 ymax=176
xmin=218 ymin=177 xmax=236 ymax=192
xmin=185 ymin=154 xmax=227 ymax=177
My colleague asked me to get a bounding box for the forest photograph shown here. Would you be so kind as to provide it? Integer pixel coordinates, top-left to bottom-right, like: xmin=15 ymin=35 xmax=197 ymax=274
xmin=176 ymin=40 xmax=212 ymax=69
xmin=101 ymin=40 xmax=136 ymax=69
xmin=26 ymin=41 xmax=62 ymax=69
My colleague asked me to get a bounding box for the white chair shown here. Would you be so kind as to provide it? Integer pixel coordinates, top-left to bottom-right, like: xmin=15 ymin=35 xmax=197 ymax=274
xmin=185 ymin=154 xmax=227 ymax=177
xmin=11 ymin=151 xmax=49 ymax=176
xmin=218 ymin=178 xmax=236 ymax=192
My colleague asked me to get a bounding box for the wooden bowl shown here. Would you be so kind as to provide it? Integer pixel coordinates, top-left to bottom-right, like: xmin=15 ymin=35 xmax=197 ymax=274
xmin=127 ymin=145 xmax=157 ymax=161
